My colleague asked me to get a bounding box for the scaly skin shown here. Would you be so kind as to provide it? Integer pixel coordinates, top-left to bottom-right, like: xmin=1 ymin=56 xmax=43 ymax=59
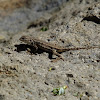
xmin=20 ymin=35 xmax=100 ymax=61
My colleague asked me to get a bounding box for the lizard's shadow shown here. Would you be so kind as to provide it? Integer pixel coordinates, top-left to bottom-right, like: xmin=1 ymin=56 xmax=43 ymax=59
xmin=15 ymin=44 xmax=53 ymax=59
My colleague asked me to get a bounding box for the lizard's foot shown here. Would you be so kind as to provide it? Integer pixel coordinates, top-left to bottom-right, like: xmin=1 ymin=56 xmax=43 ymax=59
xmin=51 ymin=57 xmax=64 ymax=62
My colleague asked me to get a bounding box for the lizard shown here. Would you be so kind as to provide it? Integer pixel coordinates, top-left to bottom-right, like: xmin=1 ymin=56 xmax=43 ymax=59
xmin=19 ymin=35 xmax=100 ymax=61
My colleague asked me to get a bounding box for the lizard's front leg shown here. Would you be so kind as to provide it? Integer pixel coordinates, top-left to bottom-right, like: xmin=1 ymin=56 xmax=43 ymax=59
xmin=33 ymin=44 xmax=38 ymax=52
xmin=51 ymin=49 xmax=64 ymax=62
xmin=27 ymin=44 xmax=38 ymax=54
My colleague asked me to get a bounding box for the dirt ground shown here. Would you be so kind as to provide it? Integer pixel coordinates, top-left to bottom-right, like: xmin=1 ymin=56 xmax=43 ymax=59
xmin=0 ymin=1 xmax=100 ymax=100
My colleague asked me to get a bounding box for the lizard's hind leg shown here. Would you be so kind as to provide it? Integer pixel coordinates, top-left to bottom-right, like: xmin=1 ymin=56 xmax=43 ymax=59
xmin=51 ymin=49 xmax=64 ymax=62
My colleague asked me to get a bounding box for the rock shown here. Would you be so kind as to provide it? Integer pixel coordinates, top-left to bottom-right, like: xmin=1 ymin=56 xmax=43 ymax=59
xmin=0 ymin=1 xmax=100 ymax=100
xmin=0 ymin=0 xmax=69 ymax=33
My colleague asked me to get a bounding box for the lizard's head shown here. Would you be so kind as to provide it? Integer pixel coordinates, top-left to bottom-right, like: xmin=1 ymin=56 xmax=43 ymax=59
xmin=19 ymin=36 xmax=32 ymax=44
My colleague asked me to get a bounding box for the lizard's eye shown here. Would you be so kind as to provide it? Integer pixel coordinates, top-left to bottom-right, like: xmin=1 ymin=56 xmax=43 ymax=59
xmin=21 ymin=37 xmax=24 ymax=40
xmin=20 ymin=36 xmax=25 ymax=41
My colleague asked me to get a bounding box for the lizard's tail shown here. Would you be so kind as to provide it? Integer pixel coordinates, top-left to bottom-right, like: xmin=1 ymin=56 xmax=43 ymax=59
xmin=61 ymin=46 xmax=100 ymax=52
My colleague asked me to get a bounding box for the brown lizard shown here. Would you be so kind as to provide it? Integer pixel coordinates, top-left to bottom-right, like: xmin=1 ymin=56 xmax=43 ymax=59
xmin=19 ymin=35 xmax=99 ymax=61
